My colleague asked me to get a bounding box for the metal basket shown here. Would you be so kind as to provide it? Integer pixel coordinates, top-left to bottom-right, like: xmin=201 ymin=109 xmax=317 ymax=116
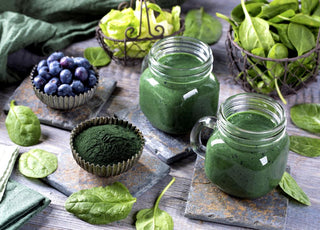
xmin=226 ymin=26 xmax=320 ymax=99
xmin=96 ymin=0 xmax=184 ymax=66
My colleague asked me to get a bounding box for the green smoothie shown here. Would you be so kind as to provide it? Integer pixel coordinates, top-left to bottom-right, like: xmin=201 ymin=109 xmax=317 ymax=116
xmin=205 ymin=110 xmax=289 ymax=198
xmin=140 ymin=52 xmax=219 ymax=134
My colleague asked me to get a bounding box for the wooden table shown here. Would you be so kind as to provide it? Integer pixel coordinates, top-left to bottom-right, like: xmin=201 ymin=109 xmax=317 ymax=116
xmin=1 ymin=1 xmax=320 ymax=229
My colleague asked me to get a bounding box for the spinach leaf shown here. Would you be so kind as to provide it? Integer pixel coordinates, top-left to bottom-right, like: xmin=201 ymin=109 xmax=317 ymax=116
xmin=84 ymin=47 xmax=111 ymax=67
xmin=284 ymin=13 xmax=320 ymax=27
xmin=290 ymin=135 xmax=320 ymax=157
xmin=19 ymin=149 xmax=58 ymax=178
xmin=290 ymin=103 xmax=320 ymax=133
xmin=216 ymin=13 xmax=239 ymax=42
xmin=231 ymin=1 xmax=266 ymax=23
xmin=288 ymin=23 xmax=315 ymax=56
xmin=268 ymin=9 xmax=295 ymax=23
xmin=312 ymin=3 xmax=320 ymax=16
xmin=269 ymin=23 xmax=295 ymax=50
xmin=239 ymin=0 xmax=274 ymax=52
xmin=267 ymin=43 xmax=288 ymax=104
xmin=65 ymin=182 xmax=136 ymax=225
xmin=5 ymin=100 xmax=41 ymax=146
xmin=183 ymin=8 xmax=222 ymax=45
xmin=135 ymin=177 xmax=175 ymax=230
xmin=301 ymin=0 xmax=318 ymax=15
xmin=279 ymin=172 xmax=311 ymax=205
xmin=258 ymin=0 xmax=299 ymax=19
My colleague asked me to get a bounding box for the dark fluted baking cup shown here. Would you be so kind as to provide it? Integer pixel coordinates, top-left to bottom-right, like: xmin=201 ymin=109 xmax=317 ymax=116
xmin=70 ymin=117 xmax=145 ymax=177
xmin=30 ymin=65 xmax=99 ymax=110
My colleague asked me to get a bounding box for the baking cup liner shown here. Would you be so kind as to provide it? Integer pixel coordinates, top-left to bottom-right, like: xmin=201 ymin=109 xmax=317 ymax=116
xmin=30 ymin=64 xmax=99 ymax=110
xmin=70 ymin=117 xmax=145 ymax=177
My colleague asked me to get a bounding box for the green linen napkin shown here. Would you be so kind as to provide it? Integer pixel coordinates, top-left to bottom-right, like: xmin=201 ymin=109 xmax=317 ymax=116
xmin=0 ymin=145 xmax=19 ymax=202
xmin=0 ymin=0 xmax=127 ymax=85
xmin=0 ymin=180 xmax=51 ymax=230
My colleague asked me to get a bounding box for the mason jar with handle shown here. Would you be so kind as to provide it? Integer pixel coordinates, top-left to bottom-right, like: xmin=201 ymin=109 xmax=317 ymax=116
xmin=190 ymin=93 xmax=289 ymax=199
xmin=139 ymin=36 xmax=219 ymax=134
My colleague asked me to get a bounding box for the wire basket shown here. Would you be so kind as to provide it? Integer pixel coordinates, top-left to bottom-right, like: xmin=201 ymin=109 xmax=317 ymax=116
xmin=226 ymin=26 xmax=320 ymax=100
xmin=96 ymin=0 xmax=184 ymax=66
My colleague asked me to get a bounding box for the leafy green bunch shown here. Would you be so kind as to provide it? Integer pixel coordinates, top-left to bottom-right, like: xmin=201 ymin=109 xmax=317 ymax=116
xmin=99 ymin=0 xmax=181 ymax=59
xmin=218 ymin=0 xmax=320 ymax=104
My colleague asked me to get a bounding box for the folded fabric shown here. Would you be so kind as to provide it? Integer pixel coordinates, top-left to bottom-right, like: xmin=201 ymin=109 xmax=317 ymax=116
xmin=0 ymin=0 xmax=127 ymax=85
xmin=0 ymin=180 xmax=51 ymax=230
xmin=0 ymin=145 xmax=19 ymax=202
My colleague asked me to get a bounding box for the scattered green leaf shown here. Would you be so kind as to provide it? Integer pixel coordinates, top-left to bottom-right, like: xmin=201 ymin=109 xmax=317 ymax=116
xmin=183 ymin=7 xmax=222 ymax=45
xmin=136 ymin=177 xmax=175 ymax=230
xmin=84 ymin=47 xmax=111 ymax=67
xmin=279 ymin=172 xmax=311 ymax=206
xmin=5 ymin=100 xmax=41 ymax=146
xmin=290 ymin=103 xmax=320 ymax=133
xmin=19 ymin=149 xmax=58 ymax=178
xmin=65 ymin=182 xmax=136 ymax=225
xmin=289 ymin=135 xmax=320 ymax=157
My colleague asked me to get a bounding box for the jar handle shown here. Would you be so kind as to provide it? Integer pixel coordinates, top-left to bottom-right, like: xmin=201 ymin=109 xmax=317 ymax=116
xmin=190 ymin=116 xmax=217 ymax=159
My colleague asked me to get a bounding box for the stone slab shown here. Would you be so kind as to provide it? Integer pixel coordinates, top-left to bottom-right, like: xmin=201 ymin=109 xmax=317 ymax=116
xmin=184 ymin=156 xmax=288 ymax=230
xmin=41 ymin=147 xmax=170 ymax=198
xmin=4 ymin=74 xmax=117 ymax=131
xmin=116 ymin=105 xmax=194 ymax=164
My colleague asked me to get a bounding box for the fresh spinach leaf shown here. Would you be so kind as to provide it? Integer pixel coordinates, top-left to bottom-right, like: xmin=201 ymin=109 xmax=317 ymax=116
xmin=285 ymin=13 xmax=320 ymax=27
xmin=239 ymin=0 xmax=275 ymax=52
xmin=268 ymin=9 xmax=295 ymax=23
xmin=183 ymin=8 xmax=222 ymax=45
xmin=65 ymin=182 xmax=136 ymax=225
xmin=288 ymin=23 xmax=315 ymax=56
xmin=301 ymin=0 xmax=319 ymax=15
xmin=258 ymin=0 xmax=299 ymax=19
xmin=216 ymin=13 xmax=239 ymax=42
xmin=267 ymin=43 xmax=288 ymax=104
xmin=19 ymin=149 xmax=58 ymax=178
xmin=279 ymin=172 xmax=311 ymax=206
xmin=84 ymin=47 xmax=111 ymax=67
xmin=312 ymin=3 xmax=320 ymax=16
xmin=135 ymin=177 xmax=175 ymax=230
xmin=290 ymin=103 xmax=320 ymax=133
xmin=231 ymin=1 xmax=266 ymax=23
xmin=269 ymin=23 xmax=295 ymax=50
xmin=290 ymin=135 xmax=320 ymax=157
xmin=5 ymin=100 xmax=41 ymax=146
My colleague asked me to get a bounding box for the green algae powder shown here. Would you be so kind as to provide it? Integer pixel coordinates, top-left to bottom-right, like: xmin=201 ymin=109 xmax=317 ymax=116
xmin=74 ymin=124 xmax=142 ymax=165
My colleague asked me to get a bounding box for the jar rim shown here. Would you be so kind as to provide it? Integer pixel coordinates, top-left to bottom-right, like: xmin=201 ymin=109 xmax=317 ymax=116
xmin=218 ymin=93 xmax=286 ymax=142
xmin=148 ymin=36 xmax=213 ymax=81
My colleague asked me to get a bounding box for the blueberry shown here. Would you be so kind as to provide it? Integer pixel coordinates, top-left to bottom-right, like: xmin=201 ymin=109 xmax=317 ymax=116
xmin=44 ymin=82 xmax=58 ymax=95
xmin=74 ymin=67 xmax=88 ymax=82
xmin=71 ymin=80 xmax=85 ymax=94
xmin=58 ymin=84 xmax=73 ymax=96
xmin=49 ymin=61 xmax=62 ymax=76
xmin=37 ymin=60 xmax=47 ymax=71
xmin=88 ymin=74 xmax=97 ymax=87
xmin=38 ymin=67 xmax=52 ymax=81
xmin=89 ymin=69 xmax=95 ymax=75
xmin=60 ymin=69 xmax=73 ymax=84
xmin=33 ymin=75 xmax=47 ymax=90
xmin=49 ymin=77 xmax=61 ymax=87
xmin=47 ymin=52 xmax=64 ymax=64
xmin=74 ymin=57 xmax=91 ymax=69
xmin=60 ymin=56 xmax=75 ymax=69
xmin=38 ymin=66 xmax=49 ymax=75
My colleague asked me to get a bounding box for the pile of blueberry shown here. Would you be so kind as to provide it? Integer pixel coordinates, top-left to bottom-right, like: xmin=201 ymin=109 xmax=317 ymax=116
xmin=32 ymin=52 xmax=98 ymax=96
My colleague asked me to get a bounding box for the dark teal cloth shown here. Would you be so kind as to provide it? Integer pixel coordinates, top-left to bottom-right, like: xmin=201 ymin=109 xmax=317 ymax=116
xmin=0 ymin=180 xmax=51 ymax=230
xmin=0 ymin=0 xmax=127 ymax=85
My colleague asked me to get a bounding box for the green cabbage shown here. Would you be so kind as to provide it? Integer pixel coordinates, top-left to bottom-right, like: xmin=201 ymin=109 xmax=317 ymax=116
xmin=99 ymin=0 xmax=181 ymax=58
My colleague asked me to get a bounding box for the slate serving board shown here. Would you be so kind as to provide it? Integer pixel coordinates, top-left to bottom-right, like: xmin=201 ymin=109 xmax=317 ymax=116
xmin=41 ymin=147 xmax=170 ymax=198
xmin=4 ymin=75 xmax=117 ymax=131
xmin=116 ymin=105 xmax=194 ymax=164
xmin=185 ymin=156 xmax=288 ymax=230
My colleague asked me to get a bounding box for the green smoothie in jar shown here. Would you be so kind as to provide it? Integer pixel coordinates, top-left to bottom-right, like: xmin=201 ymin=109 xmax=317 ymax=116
xmin=190 ymin=93 xmax=289 ymax=199
xmin=139 ymin=36 xmax=219 ymax=134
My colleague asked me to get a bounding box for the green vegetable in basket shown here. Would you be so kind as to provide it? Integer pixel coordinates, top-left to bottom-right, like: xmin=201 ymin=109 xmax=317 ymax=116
xmin=217 ymin=0 xmax=320 ymax=104
xmin=99 ymin=0 xmax=181 ymax=59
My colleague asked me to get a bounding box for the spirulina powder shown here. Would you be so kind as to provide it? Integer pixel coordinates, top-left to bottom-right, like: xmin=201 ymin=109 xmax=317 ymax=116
xmin=74 ymin=124 xmax=142 ymax=165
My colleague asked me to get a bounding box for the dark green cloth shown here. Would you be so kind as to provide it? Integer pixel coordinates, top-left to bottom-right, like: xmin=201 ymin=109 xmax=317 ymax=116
xmin=0 ymin=0 xmax=127 ymax=85
xmin=0 ymin=180 xmax=51 ymax=230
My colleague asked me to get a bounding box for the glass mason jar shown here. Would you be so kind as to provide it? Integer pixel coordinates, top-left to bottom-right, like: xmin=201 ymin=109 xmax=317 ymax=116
xmin=190 ymin=93 xmax=289 ymax=199
xmin=139 ymin=36 xmax=220 ymax=134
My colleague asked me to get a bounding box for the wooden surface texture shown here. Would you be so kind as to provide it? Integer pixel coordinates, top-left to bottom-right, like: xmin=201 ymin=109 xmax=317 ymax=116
xmin=1 ymin=0 xmax=320 ymax=229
